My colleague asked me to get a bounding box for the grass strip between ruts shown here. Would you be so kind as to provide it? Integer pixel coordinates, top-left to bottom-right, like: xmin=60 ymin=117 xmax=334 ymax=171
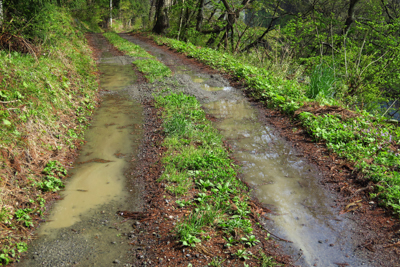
xmin=151 ymin=34 xmax=400 ymax=216
xmin=155 ymin=92 xmax=276 ymax=264
xmin=103 ymin=32 xmax=171 ymax=82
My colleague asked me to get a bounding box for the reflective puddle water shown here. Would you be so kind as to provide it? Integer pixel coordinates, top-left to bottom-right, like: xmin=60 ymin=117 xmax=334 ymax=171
xmin=175 ymin=68 xmax=233 ymax=92
xmin=40 ymin=95 xmax=141 ymax=231
xmin=99 ymin=63 xmax=137 ymax=91
xmin=204 ymin=100 xmax=366 ymax=266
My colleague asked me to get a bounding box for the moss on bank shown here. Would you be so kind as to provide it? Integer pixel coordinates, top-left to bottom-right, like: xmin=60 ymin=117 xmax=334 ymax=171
xmin=0 ymin=6 xmax=98 ymax=264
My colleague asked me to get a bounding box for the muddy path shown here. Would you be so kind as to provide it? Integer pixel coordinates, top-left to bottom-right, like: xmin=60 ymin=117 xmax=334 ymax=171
xmin=16 ymin=32 xmax=400 ymax=267
xmin=17 ymin=34 xmax=145 ymax=267
xmin=117 ymin=33 xmax=399 ymax=266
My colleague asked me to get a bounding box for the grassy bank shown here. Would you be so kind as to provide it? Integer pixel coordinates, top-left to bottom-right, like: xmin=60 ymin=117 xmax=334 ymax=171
xmin=103 ymin=32 xmax=171 ymax=82
xmin=0 ymin=6 xmax=98 ymax=264
xmin=155 ymin=92 xmax=277 ymax=265
xmin=151 ymin=34 xmax=400 ymax=216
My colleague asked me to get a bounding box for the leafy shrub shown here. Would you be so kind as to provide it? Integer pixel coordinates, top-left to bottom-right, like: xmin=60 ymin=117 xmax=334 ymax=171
xmin=306 ymin=63 xmax=337 ymax=99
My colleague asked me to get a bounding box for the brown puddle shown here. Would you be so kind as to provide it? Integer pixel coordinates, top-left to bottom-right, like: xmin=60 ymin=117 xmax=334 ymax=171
xmin=175 ymin=68 xmax=233 ymax=92
xmin=99 ymin=63 xmax=136 ymax=91
xmin=40 ymin=95 xmax=141 ymax=231
xmin=204 ymin=100 xmax=368 ymax=266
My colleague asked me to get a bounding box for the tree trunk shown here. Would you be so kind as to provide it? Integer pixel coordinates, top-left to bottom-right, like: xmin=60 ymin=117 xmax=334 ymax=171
xmin=177 ymin=6 xmax=184 ymax=40
xmin=109 ymin=0 xmax=112 ymax=28
xmin=0 ymin=0 xmax=3 ymax=27
xmin=153 ymin=0 xmax=169 ymax=34
xmin=149 ymin=0 xmax=155 ymax=24
xmin=195 ymin=0 xmax=205 ymax=31
xmin=343 ymin=0 xmax=361 ymax=35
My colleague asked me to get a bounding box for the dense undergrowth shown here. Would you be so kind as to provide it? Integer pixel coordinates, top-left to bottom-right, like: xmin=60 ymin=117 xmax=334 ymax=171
xmin=151 ymin=34 xmax=400 ymax=216
xmin=155 ymin=92 xmax=276 ymax=265
xmin=103 ymin=32 xmax=171 ymax=82
xmin=0 ymin=5 xmax=98 ymax=265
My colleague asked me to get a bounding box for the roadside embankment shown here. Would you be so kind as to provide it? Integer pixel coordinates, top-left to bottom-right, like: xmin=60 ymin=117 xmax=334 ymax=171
xmin=0 ymin=6 xmax=98 ymax=264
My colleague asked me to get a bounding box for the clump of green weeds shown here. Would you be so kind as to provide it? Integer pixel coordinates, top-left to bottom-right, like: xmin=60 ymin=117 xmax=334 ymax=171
xmin=0 ymin=240 xmax=27 ymax=265
xmin=133 ymin=59 xmax=172 ymax=82
xmin=37 ymin=160 xmax=66 ymax=192
xmin=306 ymin=62 xmax=337 ymax=99
xmin=15 ymin=209 xmax=33 ymax=227
xmin=103 ymin=32 xmax=152 ymax=58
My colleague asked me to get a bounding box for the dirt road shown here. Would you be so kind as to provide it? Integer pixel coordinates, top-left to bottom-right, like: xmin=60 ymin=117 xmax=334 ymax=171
xmin=17 ymin=33 xmax=400 ymax=267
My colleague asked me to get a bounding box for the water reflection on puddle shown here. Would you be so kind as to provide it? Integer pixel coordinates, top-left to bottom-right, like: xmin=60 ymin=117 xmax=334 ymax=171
xmin=40 ymin=45 xmax=141 ymax=232
xmin=41 ymin=95 xmax=141 ymax=231
xmin=99 ymin=63 xmax=136 ymax=91
xmin=204 ymin=100 xmax=362 ymax=266
xmin=175 ymin=69 xmax=233 ymax=92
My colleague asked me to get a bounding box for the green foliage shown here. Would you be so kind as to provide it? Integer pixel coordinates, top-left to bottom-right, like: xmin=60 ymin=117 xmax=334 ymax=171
xmin=299 ymin=112 xmax=400 ymax=214
xmin=241 ymin=235 xmax=260 ymax=247
xmin=103 ymin=32 xmax=154 ymax=58
xmin=233 ymin=249 xmax=250 ymax=260
xmin=209 ymin=257 xmax=226 ymax=267
xmin=0 ymin=207 xmax=12 ymax=226
xmin=133 ymin=59 xmax=172 ymax=82
xmin=0 ymin=4 xmax=98 ymax=265
xmin=259 ymin=250 xmax=278 ymax=267
xmin=15 ymin=209 xmax=33 ymax=227
xmin=0 ymin=5 xmax=97 ymax=145
xmin=282 ymin=5 xmax=400 ymax=108
xmin=0 ymin=241 xmax=27 ymax=265
xmin=37 ymin=160 xmax=66 ymax=192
